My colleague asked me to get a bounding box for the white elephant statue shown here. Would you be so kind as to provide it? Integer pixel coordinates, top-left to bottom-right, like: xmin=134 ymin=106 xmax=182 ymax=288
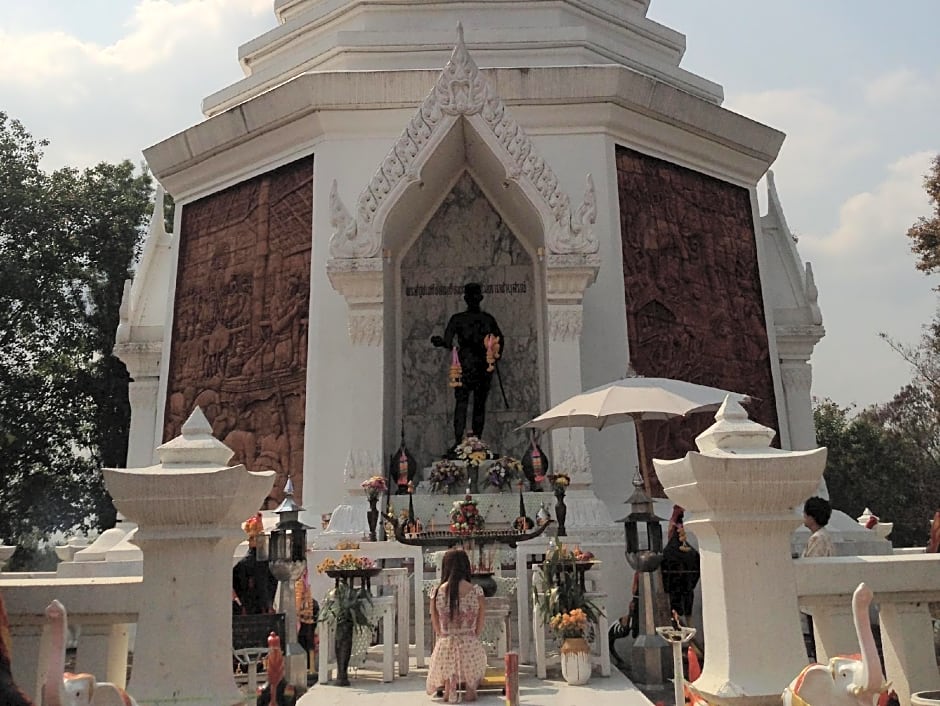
xmin=42 ymin=600 xmax=138 ymax=706
xmin=782 ymin=583 xmax=887 ymax=706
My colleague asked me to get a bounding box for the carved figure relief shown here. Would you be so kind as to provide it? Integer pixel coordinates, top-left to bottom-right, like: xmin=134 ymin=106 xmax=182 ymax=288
xmin=616 ymin=146 xmax=779 ymax=496
xmin=163 ymin=156 xmax=313 ymax=503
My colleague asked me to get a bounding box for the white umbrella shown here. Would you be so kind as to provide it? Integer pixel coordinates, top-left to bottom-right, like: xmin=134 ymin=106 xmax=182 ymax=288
xmin=520 ymin=374 xmax=749 ymax=493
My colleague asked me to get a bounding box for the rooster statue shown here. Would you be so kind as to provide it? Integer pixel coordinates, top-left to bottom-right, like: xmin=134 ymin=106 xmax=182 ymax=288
xmin=0 ymin=590 xmax=34 ymax=706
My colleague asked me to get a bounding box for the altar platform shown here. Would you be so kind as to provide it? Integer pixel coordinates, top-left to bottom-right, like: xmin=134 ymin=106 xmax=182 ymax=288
xmin=293 ymin=661 xmax=658 ymax=706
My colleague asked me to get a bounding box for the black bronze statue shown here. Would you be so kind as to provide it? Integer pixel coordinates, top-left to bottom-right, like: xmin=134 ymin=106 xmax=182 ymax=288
xmin=431 ymin=282 xmax=504 ymax=446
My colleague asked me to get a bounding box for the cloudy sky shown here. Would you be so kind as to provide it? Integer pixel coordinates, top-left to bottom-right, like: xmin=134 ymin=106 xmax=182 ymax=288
xmin=2 ymin=0 xmax=938 ymax=410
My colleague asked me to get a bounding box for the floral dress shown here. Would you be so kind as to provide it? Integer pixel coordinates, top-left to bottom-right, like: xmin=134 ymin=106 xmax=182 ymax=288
xmin=426 ymin=582 xmax=487 ymax=696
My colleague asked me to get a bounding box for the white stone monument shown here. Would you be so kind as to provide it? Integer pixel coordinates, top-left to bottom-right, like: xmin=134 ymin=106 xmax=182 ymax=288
xmin=103 ymin=408 xmax=274 ymax=706
xmin=655 ymin=397 xmax=827 ymax=706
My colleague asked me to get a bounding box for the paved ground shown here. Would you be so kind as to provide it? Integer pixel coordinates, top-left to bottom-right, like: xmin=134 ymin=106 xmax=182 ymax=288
xmin=287 ymin=662 xmax=661 ymax=706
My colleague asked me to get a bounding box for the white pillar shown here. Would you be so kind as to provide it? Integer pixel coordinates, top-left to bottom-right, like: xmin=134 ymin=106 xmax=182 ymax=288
xmin=114 ymin=343 xmax=162 ymax=468
xmin=775 ymin=327 xmax=825 ymax=498
xmin=655 ymin=397 xmax=827 ymax=706
xmin=325 ymin=256 xmax=385 ymax=507
xmin=545 ymin=254 xmax=599 ymax=484
xmin=103 ymin=408 xmax=274 ymax=706
xmin=879 ymin=600 xmax=940 ymax=706
xmin=778 ymin=358 xmax=816 ymax=452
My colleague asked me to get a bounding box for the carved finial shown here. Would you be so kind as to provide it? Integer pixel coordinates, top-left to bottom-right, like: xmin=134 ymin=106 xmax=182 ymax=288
xmin=713 ymin=395 xmax=749 ymax=423
xmin=150 ymin=184 xmax=168 ymax=237
xmin=546 ymin=173 xmax=600 ymax=255
xmin=805 ymin=262 xmax=822 ymax=324
xmin=155 ymin=406 xmax=236 ymax=467
xmin=566 ymin=173 xmax=599 ymax=253
xmin=181 ymin=407 xmax=213 ymax=436
xmin=329 ymin=179 xmax=377 ymax=258
xmin=115 ymin=279 xmax=133 ymax=343
xmin=805 ymin=262 xmax=818 ymax=303
xmin=695 ymin=395 xmax=775 ymax=453
xmin=456 ymin=22 xmax=464 ymax=46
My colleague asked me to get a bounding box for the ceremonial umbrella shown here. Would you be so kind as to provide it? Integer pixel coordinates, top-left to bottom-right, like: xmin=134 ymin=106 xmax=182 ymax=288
xmin=520 ymin=373 xmax=749 ymax=494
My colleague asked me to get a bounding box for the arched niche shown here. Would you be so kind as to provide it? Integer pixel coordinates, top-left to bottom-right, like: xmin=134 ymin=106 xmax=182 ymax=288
xmin=326 ymin=26 xmax=600 ymax=466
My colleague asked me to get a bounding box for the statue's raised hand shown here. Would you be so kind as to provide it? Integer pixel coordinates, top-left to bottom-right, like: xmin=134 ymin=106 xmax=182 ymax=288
xmin=430 ymin=335 xmax=446 ymax=348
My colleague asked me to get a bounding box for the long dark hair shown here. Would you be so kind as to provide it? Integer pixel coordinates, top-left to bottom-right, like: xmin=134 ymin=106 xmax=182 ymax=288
xmin=438 ymin=548 xmax=472 ymax=618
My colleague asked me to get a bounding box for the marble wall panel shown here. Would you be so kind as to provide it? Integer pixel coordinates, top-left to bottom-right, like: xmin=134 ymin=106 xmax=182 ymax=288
xmin=615 ymin=146 xmax=779 ymax=497
xmin=163 ymin=156 xmax=313 ymax=503
xmin=399 ymin=174 xmax=540 ymax=467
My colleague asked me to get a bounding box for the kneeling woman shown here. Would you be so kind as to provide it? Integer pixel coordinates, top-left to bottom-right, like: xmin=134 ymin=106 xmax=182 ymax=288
xmin=426 ymin=548 xmax=487 ymax=702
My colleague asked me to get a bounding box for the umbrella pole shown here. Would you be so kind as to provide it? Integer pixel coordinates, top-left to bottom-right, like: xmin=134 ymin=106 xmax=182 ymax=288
xmin=633 ymin=414 xmax=653 ymax=497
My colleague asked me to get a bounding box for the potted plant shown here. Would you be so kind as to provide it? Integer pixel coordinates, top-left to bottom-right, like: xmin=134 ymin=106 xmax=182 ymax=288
xmin=551 ymin=609 xmax=592 ymax=685
xmin=533 ymin=544 xmax=600 ymax=684
xmin=360 ymin=475 xmax=387 ymax=541
xmin=317 ymin=581 xmax=373 ymax=686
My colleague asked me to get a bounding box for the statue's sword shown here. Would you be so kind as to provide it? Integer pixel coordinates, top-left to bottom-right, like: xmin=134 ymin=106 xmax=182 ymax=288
xmin=494 ymin=360 xmax=509 ymax=408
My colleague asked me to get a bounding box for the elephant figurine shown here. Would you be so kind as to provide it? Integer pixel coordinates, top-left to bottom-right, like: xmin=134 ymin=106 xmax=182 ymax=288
xmin=42 ymin=600 xmax=138 ymax=706
xmin=782 ymin=582 xmax=887 ymax=706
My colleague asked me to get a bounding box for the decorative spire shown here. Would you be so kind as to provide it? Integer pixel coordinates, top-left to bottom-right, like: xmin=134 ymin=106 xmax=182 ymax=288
xmin=156 ymin=407 xmax=235 ymax=467
xmin=694 ymin=395 xmax=776 ymax=453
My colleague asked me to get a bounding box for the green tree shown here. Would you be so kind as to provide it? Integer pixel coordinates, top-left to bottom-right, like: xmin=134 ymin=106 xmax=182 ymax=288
xmin=815 ymin=398 xmax=933 ymax=547
xmin=0 ymin=112 xmax=153 ymax=548
xmin=906 ymin=154 xmax=940 ymax=278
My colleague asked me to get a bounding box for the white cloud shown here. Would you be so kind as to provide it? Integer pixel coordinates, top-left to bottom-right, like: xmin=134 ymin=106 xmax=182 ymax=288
xmin=0 ymin=0 xmax=269 ymax=80
xmin=804 ymin=151 xmax=934 ymax=265
xmin=0 ymin=0 xmax=272 ymax=168
xmin=864 ymin=68 xmax=934 ymax=106
xmin=796 ymin=152 xmax=939 ymax=407
xmin=728 ymin=88 xmax=875 ymax=197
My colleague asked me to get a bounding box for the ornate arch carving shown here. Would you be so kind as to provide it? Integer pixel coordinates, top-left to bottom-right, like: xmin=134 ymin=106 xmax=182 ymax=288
xmin=327 ymin=25 xmax=600 ymax=343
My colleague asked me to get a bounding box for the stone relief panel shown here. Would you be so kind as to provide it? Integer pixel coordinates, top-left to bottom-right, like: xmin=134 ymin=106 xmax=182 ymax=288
xmin=163 ymin=156 xmax=313 ymax=503
xmin=615 ymin=146 xmax=779 ymax=497
xmin=400 ymin=173 xmax=540 ymax=468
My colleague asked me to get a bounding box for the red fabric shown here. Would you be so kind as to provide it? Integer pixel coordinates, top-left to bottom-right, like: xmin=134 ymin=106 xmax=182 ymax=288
xmin=687 ymin=646 xmax=702 ymax=682
xmin=928 ymin=511 xmax=940 ymax=553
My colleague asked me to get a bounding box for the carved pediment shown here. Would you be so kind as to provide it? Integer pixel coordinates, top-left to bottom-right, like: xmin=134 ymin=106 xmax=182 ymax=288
xmin=328 ymin=25 xmax=599 ymax=262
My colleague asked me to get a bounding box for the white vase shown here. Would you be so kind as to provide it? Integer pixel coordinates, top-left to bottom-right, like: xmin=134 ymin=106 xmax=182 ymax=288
xmin=560 ymin=637 xmax=591 ymax=685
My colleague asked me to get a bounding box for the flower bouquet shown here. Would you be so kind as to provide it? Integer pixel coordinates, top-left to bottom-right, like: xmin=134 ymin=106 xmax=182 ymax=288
xmin=360 ymin=475 xmax=388 ymax=501
xmin=486 ymin=456 xmax=522 ymax=491
xmin=454 ymin=435 xmax=496 ymax=468
xmin=429 ymin=459 xmax=465 ymax=493
xmin=450 ymin=495 xmax=485 ymax=534
xmin=316 ymin=553 xmax=376 ymax=574
xmin=548 ymin=472 xmax=570 ymax=497
xmin=549 ymin=608 xmax=589 ymax=639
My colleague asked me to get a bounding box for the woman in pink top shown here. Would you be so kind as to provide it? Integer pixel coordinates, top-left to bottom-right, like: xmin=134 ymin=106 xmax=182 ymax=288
xmin=426 ymin=548 xmax=487 ymax=703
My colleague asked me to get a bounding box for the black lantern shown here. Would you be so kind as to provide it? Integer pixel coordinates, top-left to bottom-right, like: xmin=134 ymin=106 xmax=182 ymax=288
xmin=618 ymin=472 xmax=665 ymax=572
xmin=270 ymin=481 xmax=309 ymax=563
xmin=267 ymin=478 xmax=311 ymax=690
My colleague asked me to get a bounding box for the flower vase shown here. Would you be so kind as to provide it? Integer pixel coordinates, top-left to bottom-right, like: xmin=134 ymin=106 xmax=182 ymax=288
xmin=560 ymin=636 xmax=591 ymax=685
xmin=335 ymin=620 xmax=354 ymax=686
xmin=366 ymin=496 xmax=379 ymax=542
xmin=555 ymin=489 xmax=567 ymax=536
xmin=468 ymin=464 xmax=480 ymax=494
